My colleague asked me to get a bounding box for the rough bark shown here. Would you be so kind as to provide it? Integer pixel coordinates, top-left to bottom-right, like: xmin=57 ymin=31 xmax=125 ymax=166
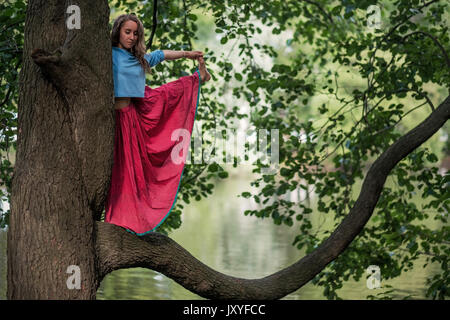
xmin=95 ymin=96 xmax=449 ymax=299
xmin=7 ymin=0 xmax=113 ymax=299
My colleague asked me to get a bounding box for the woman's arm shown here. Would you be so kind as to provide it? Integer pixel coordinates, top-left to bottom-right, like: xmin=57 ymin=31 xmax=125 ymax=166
xmin=162 ymin=50 xmax=203 ymax=61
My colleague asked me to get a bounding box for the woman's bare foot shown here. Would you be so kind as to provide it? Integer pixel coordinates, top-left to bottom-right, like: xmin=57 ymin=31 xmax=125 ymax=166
xmin=198 ymin=56 xmax=211 ymax=84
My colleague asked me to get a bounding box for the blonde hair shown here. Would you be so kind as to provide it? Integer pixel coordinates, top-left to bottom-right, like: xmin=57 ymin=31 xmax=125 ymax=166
xmin=111 ymin=14 xmax=151 ymax=74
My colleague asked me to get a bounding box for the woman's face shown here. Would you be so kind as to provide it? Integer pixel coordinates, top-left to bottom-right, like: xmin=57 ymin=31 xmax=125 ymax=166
xmin=118 ymin=20 xmax=138 ymax=50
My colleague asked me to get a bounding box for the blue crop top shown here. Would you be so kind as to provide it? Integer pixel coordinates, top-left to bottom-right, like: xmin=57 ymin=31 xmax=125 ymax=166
xmin=112 ymin=46 xmax=165 ymax=98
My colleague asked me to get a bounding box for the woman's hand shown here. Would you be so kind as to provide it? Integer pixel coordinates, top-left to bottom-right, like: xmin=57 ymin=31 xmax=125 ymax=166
xmin=184 ymin=51 xmax=203 ymax=60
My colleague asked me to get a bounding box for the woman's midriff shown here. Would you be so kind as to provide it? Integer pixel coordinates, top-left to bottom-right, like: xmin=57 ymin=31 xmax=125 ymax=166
xmin=114 ymin=97 xmax=131 ymax=110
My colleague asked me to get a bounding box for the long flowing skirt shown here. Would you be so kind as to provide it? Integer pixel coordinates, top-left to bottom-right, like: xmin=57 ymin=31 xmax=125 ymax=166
xmin=105 ymin=70 xmax=201 ymax=235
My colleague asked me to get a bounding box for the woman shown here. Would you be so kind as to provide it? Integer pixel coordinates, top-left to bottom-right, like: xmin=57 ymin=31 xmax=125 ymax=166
xmin=105 ymin=13 xmax=211 ymax=236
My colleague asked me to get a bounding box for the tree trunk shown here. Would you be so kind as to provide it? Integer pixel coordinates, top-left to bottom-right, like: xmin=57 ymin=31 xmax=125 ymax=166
xmin=7 ymin=0 xmax=113 ymax=299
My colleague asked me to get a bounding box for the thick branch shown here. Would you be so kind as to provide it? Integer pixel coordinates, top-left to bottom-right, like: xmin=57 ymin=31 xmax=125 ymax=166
xmin=96 ymin=96 xmax=449 ymax=300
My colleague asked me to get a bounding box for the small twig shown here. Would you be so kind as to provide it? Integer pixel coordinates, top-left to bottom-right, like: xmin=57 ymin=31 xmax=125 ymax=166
xmin=302 ymin=0 xmax=333 ymax=24
xmin=147 ymin=0 xmax=158 ymax=51
xmin=397 ymin=247 xmax=437 ymax=258
xmin=0 ymin=86 xmax=13 ymax=110
xmin=371 ymin=101 xmax=428 ymax=136
xmin=414 ymin=90 xmax=435 ymax=112
xmin=0 ymin=58 xmax=22 ymax=110
xmin=182 ymin=0 xmax=193 ymax=52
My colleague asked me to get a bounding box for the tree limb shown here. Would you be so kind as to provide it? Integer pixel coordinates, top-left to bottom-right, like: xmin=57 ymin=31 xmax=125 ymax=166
xmin=95 ymin=95 xmax=449 ymax=299
xmin=146 ymin=0 xmax=158 ymax=51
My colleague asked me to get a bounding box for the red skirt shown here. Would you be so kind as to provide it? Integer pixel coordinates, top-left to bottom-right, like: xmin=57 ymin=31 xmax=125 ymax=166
xmin=105 ymin=70 xmax=201 ymax=235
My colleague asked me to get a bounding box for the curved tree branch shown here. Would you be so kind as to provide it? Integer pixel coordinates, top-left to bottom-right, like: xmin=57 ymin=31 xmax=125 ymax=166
xmin=96 ymin=95 xmax=449 ymax=300
xmin=402 ymin=30 xmax=450 ymax=69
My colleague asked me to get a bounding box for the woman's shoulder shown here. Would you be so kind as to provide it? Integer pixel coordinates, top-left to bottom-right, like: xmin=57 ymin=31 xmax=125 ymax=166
xmin=112 ymin=47 xmax=138 ymax=66
xmin=112 ymin=46 xmax=134 ymax=57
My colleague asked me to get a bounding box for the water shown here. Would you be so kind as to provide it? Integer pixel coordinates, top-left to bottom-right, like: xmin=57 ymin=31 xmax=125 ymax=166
xmin=0 ymin=167 xmax=442 ymax=300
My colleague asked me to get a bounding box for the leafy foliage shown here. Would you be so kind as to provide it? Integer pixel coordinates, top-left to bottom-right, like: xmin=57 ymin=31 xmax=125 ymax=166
xmin=0 ymin=0 xmax=24 ymax=228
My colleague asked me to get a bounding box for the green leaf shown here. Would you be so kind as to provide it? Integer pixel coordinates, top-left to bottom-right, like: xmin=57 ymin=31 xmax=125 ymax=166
xmin=426 ymin=153 xmax=438 ymax=163
xmin=208 ymin=163 xmax=219 ymax=172
xmin=218 ymin=171 xmax=228 ymax=179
